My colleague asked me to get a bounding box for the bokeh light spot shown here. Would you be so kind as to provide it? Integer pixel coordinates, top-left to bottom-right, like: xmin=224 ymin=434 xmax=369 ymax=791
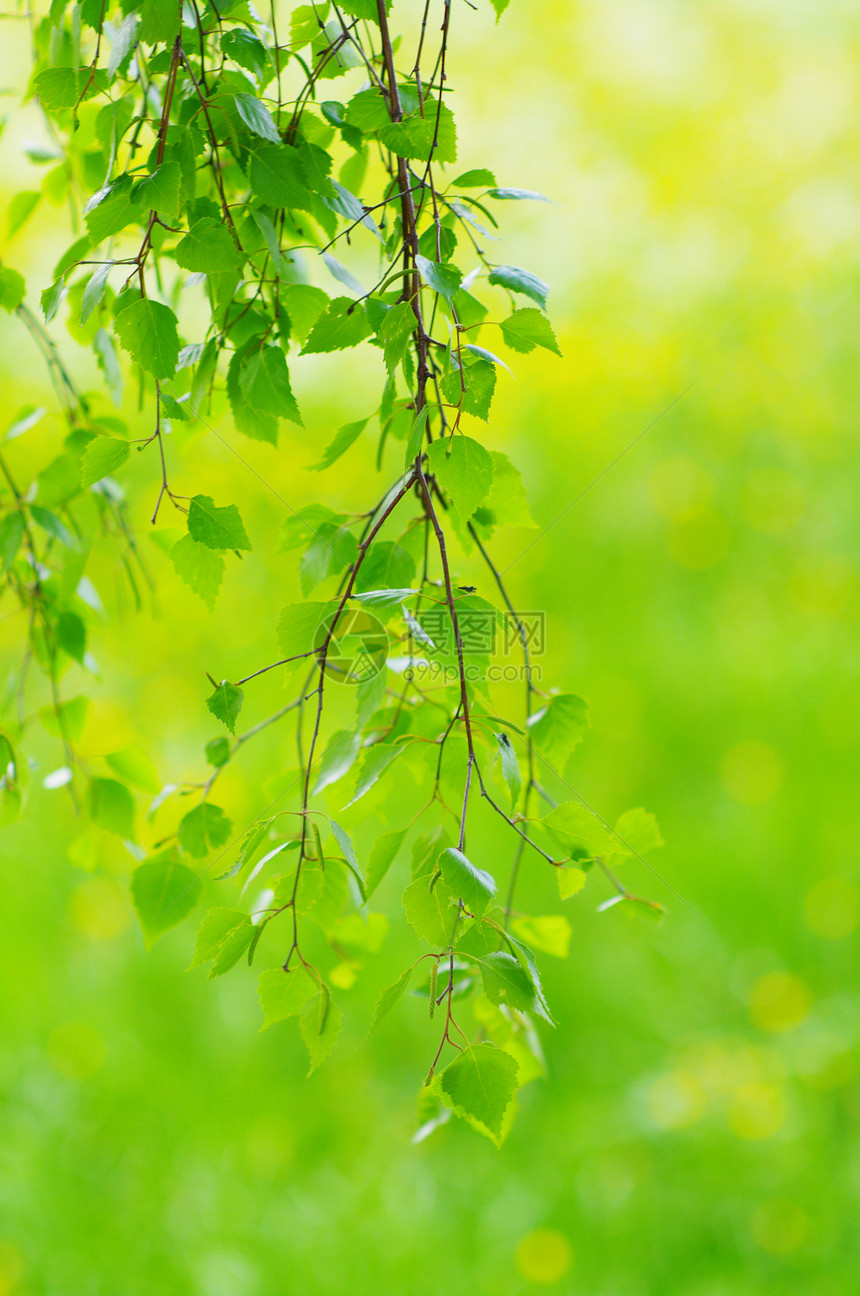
xmin=721 ymin=739 xmax=783 ymax=804
xmin=47 ymin=1021 xmax=107 ymax=1081
xmin=646 ymin=1070 xmax=707 ymax=1129
xmin=751 ymin=1200 xmax=808 ymax=1255
xmin=749 ymin=972 xmax=811 ymax=1032
xmin=728 ymin=1082 xmax=786 ymax=1140
xmin=515 ymin=1229 xmax=573 ymax=1284
xmin=69 ymin=876 xmax=132 ymax=940
xmin=803 ymin=878 xmax=860 ymax=940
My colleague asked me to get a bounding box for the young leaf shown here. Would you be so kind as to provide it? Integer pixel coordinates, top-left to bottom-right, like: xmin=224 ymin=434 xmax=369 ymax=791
xmin=114 ymin=298 xmax=180 ymax=379
xmin=439 ymin=360 xmax=497 ymax=422
xmin=257 ymin=965 xmax=316 ymax=1029
xmin=234 ymin=92 xmax=282 ymax=143
xmin=437 ymin=847 xmax=496 ymax=918
xmin=237 ymin=345 xmax=302 ymax=426
xmin=452 ymin=168 xmax=496 ymax=188
xmin=171 ymin=534 xmax=225 ymax=609
xmin=206 ymin=681 xmax=244 ymax=734
xmin=175 ymin=218 xmax=244 ymax=272
xmin=0 ymin=267 xmax=25 ymax=312
xmin=344 ymin=743 xmax=404 ymax=807
xmin=499 ymin=307 xmax=562 ymax=356
xmin=366 ymin=828 xmax=407 ymax=897
xmin=368 ymin=965 xmax=414 ymax=1034
xmin=402 ymin=875 xmax=458 ymax=947
xmin=415 ymin=254 xmax=462 ymax=305
xmin=187 ymin=495 xmax=251 ymax=552
xmin=89 ymin=777 xmax=135 ymax=837
xmin=80 ymin=436 xmax=129 ymax=486
xmin=379 ymin=300 xmax=417 ymax=372
xmin=528 ymin=694 xmax=589 ymax=765
xmin=511 ymin=914 xmax=572 ymax=959
xmin=488 ymin=265 xmax=550 ymax=309
xmin=557 ymin=866 xmax=587 ymax=900
xmin=208 ymin=916 xmax=255 ymax=977
xmin=496 ymin=732 xmax=522 ymax=811
xmin=613 ymin=807 xmax=664 ymax=857
xmin=308 ymin=419 xmax=366 ymax=471
xmin=299 ymin=990 xmax=342 ymax=1071
xmin=178 ymin=803 xmax=232 ymax=858
xmin=276 ymin=601 xmax=328 ymax=658
xmin=437 ymin=1043 xmax=519 ymax=1145
xmin=131 ymin=850 xmax=201 ymax=948
xmin=472 ymin=950 xmax=536 ymax=1010
xmin=426 ymin=436 xmax=494 ymax=521
xmin=301 ymin=297 xmax=371 ymax=354
xmin=189 ymin=907 xmax=248 ymax=968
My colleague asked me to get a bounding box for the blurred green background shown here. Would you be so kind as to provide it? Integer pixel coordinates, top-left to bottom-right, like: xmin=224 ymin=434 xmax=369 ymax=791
xmin=2 ymin=1 xmax=859 ymax=1292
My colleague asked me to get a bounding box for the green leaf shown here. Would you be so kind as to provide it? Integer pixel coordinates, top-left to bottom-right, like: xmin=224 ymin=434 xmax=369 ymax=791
xmin=238 ymin=345 xmax=302 ymax=426
xmin=41 ymin=277 xmax=65 ymax=324
xmin=84 ymin=175 xmax=136 ymax=243
xmin=329 ymin=819 xmax=366 ymax=901
xmin=299 ymin=990 xmax=342 ymax=1072
xmin=234 ymin=93 xmax=282 ymax=142
xmin=344 ymin=743 xmax=405 ymax=807
xmin=369 ymin=965 xmax=414 ymax=1034
xmin=496 ymin=732 xmax=522 ymax=811
xmin=89 ymin=777 xmax=134 ymax=837
xmin=56 ymin=609 xmax=86 ymax=662
xmin=481 ymin=451 xmax=535 ymax=529
xmin=354 ymin=541 xmax=416 ymax=595
xmin=33 ymin=66 xmax=107 ymax=110
xmin=114 ymin=298 xmax=179 ymax=379
xmin=415 ymin=254 xmax=462 ymax=305
xmin=131 ymin=850 xmax=201 ymax=948
xmin=276 ymin=601 xmax=328 ymax=659
xmin=187 ymin=495 xmax=251 ymax=552
xmin=178 ymin=802 xmax=232 ymax=858
xmin=379 ymin=300 xmax=417 ymax=372
xmin=488 ymin=0 xmax=511 ymax=18
xmin=171 ymin=534 xmax=224 ymax=610
xmin=208 ymin=915 xmax=255 ymax=977
xmin=7 ymin=192 xmax=40 ymax=239
xmin=0 ymin=512 xmax=23 ymax=573
xmin=511 ymin=914 xmax=572 ymax=959
xmin=402 ymin=874 xmax=457 ymax=947
xmin=528 ymin=693 xmax=589 ymax=765
xmin=308 ymin=419 xmax=366 ymax=471
xmin=248 ymin=144 xmax=312 ymax=206
xmin=473 ymin=950 xmax=536 ymax=1010
xmin=80 ymin=436 xmax=130 ymax=486
xmin=132 ymin=161 xmax=182 ymax=219
xmin=614 ymin=807 xmax=664 ymax=857
xmin=105 ymin=745 xmax=160 ymax=794
xmin=489 ymin=187 xmax=548 ymax=202
xmin=437 ymin=1044 xmax=519 ymax=1145
xmin=0 ymin=267 xmax=25 ymax=312
xmin=206 ymin=681 xmax=244 ymax=734
xmin=488 ymin=265 xmax=549 ymax=308
xmin=79 ymin=263 xmax=113 ymax=325
xmin=138 ymin=0 xmax=181 ymax=44
xmin=499 ymin=307 xmax=561 ymax=356
xmin=221 ymin=30 xmax=270 ymax=81
xmin=440 ymin=359 xmax=497 ymax=421
xmin=205 ymin=737 xmax=231 ymax=769
xmin=557 ymin=866 xmax=587 ymax=900
xmin=175 ymin=218 xmax=244 ymax=272
xmin=452 ymin=168 xmax=496 ymax=188
xmin=314 ymin=729 xmax=362 ymax=794
xmin=366 ymin=828 xmax=407 ymax=897
xmin=542 ymin=800 xmax=618 ymax=862
xmin=301 ymin=297 xmax=371 ymax=354
xmin=438 ymin=847 xmax=496 ymax=918
xmin=258 ymin=965 xmax=316 ymax=1028
xmin=426 ymin=435 xmax=494 ymax=521
xmin=281 ymin=283 xmax=329 ymax=343
xmin=189 ymin=907 xmax=249 ymax=968
xmin=405 ymin=405 xmax=430 ymax=467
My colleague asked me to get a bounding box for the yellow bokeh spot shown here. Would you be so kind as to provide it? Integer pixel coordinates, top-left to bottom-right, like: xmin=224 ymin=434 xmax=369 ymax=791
xmin=667 ymin=510 xmax=730 ymax=569
xmin=515 ymin=1230 xmax=573 ymax=1285
xmin=749 ymin=972 xmax=811 ymax=1033
xmin=742 ymin=468 xmax=804 ymax=535
xmin=649 ymin=456 xmax=712 ymax=521
xmin=721 ymin=739 xmax=783 ymax=804
xmin=69 ymin=876 xmax=132 ymax=940
xmin=0 ymin=1241 xmax=25 ymax=1296
xmin=48 ymin=1021 xmax=107 ymax=1080
xmin=803 ymin=878 xmax=860 ymax=940
xmin=329 ymin=960 xmax=358 ymax=990
xmin=646 ymin=1069 xmax=707 ymax=1129
xmin=728 ymin=1082 xmax=786 ymax=1139
xmin=752 ymin=1200 xmax=808 ymax=1256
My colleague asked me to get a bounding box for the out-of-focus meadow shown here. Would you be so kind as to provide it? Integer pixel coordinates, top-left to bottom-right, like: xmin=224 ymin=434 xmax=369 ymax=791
xmin=2 ymin=1 xmax=859 ymax=1292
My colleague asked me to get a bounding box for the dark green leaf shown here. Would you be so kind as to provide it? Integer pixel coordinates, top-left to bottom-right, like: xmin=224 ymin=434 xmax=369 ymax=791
xmin=206 ymin=681 xmax=244 ymax=734
xmin=187 ymin=495 xmax=251 ymax=552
